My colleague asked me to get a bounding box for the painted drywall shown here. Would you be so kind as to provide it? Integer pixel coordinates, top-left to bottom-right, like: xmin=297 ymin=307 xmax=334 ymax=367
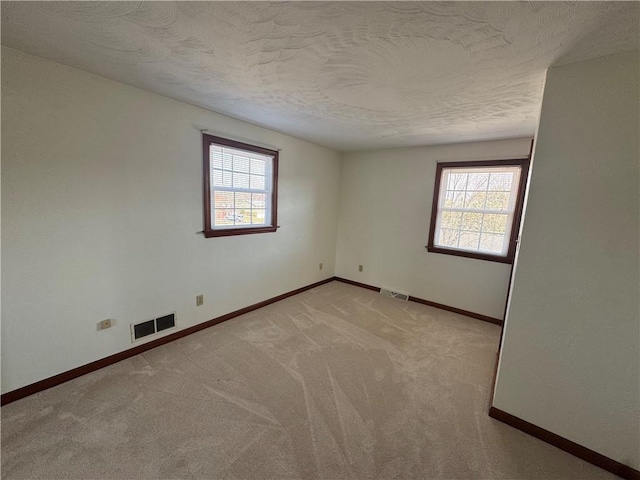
xmin=1 ymin=47 xmax=342 ymax=394
xmin=335 ymin=138 xmax=532 ymax=319
xmin=493 ymin=51 xmax=639 ymax=468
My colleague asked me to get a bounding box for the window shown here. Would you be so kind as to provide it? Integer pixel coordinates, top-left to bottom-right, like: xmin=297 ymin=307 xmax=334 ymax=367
xmin=427 ymin=159 xmax=529 ymax=263
xmin=203 ymin=134 xmax=278 ymax=237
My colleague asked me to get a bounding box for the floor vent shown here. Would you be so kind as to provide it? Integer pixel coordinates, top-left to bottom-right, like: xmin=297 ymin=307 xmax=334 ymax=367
xmin=380 ymin=288 xmax=409 ymax=301
xmin=131 ymin=313 xmax=176 ymax=341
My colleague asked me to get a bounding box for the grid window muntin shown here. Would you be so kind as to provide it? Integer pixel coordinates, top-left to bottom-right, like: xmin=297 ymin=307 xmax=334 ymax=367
xmin=427 ymin=159 xmax=529 ymax=263
xmin=210 ymin=145 xmax=272 ymax=228
xmin=203 ymin=134 xmax=278 ymax=237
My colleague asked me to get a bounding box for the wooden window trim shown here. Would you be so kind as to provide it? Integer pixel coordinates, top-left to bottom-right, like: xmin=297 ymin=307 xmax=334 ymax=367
xmin=203 ymin=134 xmax=279 ymax=238
xmin=426 ymin=158 xmax=530 ymax=264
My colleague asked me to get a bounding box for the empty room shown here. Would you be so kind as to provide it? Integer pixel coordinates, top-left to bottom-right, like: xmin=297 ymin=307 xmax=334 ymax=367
xmin=1 ymin=2 xmax=638 ymax=479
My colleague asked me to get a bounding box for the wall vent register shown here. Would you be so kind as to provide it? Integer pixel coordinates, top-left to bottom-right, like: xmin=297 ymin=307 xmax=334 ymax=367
xmin=380 ymin=288 xmax=409 ymax=301
xmin=131 ymin=313 xmax=176 ymax=341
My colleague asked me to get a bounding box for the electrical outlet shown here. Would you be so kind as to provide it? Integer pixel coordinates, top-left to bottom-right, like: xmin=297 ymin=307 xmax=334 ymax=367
xmin=319 ymin=262 xmax=323 ymax=270
xmin=196 ymin=294 xmax=204 ymax=306
xmin=98 ymin=319 xmax=112 ymax=330
xmin=359 ymin=265 xmax=363 ymax=272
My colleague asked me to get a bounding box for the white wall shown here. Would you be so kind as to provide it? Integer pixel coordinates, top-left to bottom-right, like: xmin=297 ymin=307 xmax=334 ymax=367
xmin=1 ymin=47 xmax=342 ymax=394
xmin=335 ymin=138 xmax=531 ymax=319
xmin=494 ymin=51 xmax=639 ymax=468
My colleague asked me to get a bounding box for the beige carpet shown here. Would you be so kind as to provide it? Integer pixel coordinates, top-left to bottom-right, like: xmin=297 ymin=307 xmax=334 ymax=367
xmin=1 ymin=281 xmax=616 ymax=479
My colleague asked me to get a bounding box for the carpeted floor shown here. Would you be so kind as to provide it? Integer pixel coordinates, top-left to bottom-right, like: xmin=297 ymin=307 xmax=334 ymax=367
xmin=1 ymin=281 xmax=616 ymax=479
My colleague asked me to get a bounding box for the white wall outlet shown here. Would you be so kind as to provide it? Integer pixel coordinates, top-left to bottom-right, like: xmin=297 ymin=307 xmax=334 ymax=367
xmin=319 ymin=262 xmax=323 ymax=270
xmin=359 ymin=264 xmax=363 ymax=272
xmin=196 ymin=294 xmax=204 ymax=306
xmin=98 ymin=319 xmax=112 ymax=330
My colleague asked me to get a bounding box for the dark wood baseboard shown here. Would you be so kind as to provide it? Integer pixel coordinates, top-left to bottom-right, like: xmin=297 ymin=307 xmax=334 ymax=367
xmin=333 ymin=276 xmax=381 ymax=292
xmin=9 ymin=277 xmax=630 ymax=480
xmin=408 ymin=295 xmax=503 ymax=326
xmin=333 ymin=277 xmax=502 ymax=325
xmin=489 ymin=407 xmax=640 ymax=480
xmin=0 ymin=277 xmax=335 ymax=406
xmin=1 ymin=276 xmax=499 ymax=406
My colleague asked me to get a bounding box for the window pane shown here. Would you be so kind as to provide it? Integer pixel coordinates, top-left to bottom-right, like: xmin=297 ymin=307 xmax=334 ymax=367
xmin=461 ymin=212 xmax=483 ymax=232
xmin=233 ymin=172 xmax=250 ymax=189
xmin=441 ymin=211 xmax=462 ymax=229
xmin=482 ymin=214 xmax=508 ymax=234
xmin=444 ymin=191 xmax=465 ymax=208
xmin=251 ymin=158 xmax=266 ymax=175
xmin=232 ymin=210 xmax=247 ymax=224
xmin=467 ymin=172 xmax=489 ymax=190
xmin=235 ymin=192 xmax=251 ymax=209
xmin=489 ymin=172 xmax=513 ymax=191
xmin=447 ymin=172 xmax=467 ymax=190
xmin=459 ymin=231 xmax=480 ymax=250
xmin=252 ymin=209 xmax=266 ymax=225
xmin=223 ymin=152 xmax=233 ymax=170
xmin=210 ymin=149 xmax=223 ymax=169
xmin=439 ymin=228 xmax=460 ymax=248
xmin=212 ymin=170 xmax=232 ymax=187
xmin=485 ymin=192 xmax=510 ymax=211
xmin=250 ymin=174 xmax=265 ymax=190
xmin=479 ymin=233 xmax=505 ymax=254
xmin=216 ymin=209 xmax=246 ymax=225
xmin=464 ymin=191 xmax=486 ymax=209
xmin=252 ymin=193 xmax=266 ymax=208
xmin=214 ymin=191 xmax=233 ymax=209
xmin=215 ymin=209 xmax=234 ymax=226
xmin=233 ymin=155 xmax=251 ymax=173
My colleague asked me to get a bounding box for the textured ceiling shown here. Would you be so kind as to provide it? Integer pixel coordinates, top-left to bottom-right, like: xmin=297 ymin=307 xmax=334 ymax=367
xmin=2 ymin=1 xmax=638 ymax=151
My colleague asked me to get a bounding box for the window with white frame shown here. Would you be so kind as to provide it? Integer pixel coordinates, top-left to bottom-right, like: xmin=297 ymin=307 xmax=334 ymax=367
xmin=427 ymin=159 xmax=529 ymax=263
xmin=203 ymin=134 xmax=278 ymax=237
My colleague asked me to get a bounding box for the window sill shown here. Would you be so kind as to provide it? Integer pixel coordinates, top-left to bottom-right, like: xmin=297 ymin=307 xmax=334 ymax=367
xmin=204 ymin=226 xmax=278 ymax=237
xmin=425 ymin=245 xmax=514 ymax=264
